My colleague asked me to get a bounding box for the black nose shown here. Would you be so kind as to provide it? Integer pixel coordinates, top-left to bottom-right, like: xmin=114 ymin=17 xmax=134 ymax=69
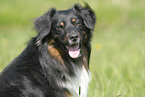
xmin=70 ymin=34 xmax=79 ymax=42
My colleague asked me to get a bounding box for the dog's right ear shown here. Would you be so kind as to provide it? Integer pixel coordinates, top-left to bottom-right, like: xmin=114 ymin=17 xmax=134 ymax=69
xmin=73 ymin=3 xmax=96 ymax=31
xmin=34 ymin=8 xmax=56 ymax=45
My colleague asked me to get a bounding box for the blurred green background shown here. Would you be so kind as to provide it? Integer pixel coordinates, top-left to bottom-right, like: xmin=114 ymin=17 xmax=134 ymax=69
xmin=0 ymin=0 xmax=145 ymax=97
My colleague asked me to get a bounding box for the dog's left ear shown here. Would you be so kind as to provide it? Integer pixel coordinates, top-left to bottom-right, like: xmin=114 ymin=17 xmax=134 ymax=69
xmin=73 ymin=3 xmax=96 ymax=30
xmin=34 ymin=8 xmax=56 ymax=45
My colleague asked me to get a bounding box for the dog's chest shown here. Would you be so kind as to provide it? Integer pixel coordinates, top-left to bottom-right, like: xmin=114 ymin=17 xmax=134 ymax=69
xmin=62 ymin=66 xmax=91 ymax=97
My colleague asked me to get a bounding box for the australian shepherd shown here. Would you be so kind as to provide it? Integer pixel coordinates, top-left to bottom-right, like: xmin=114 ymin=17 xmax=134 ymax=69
xmin=0 ymin=3 xmax=96 ymax=97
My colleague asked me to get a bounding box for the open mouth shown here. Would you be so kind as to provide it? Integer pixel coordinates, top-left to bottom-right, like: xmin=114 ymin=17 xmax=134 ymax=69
xmin=66 ymin=44 xmax=81 ymax=58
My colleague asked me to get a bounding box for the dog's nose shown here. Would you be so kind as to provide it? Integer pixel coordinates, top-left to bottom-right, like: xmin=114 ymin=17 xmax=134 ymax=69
xmin=70 ymin=34 xmax=79 ymax=42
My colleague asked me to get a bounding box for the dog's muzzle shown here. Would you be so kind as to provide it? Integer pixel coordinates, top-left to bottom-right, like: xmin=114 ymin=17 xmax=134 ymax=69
xmin=66 ymin=33 xmax=81 ymax=58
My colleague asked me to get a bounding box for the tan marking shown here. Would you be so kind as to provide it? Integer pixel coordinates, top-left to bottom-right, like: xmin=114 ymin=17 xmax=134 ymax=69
xmin=48 ymin=45 xmax=64 ymax=64
xmin=63 ymin=33 xmax=69 ymax=43
xmin=65 ymin=91 xmax=73 ymax=97
xmin=72 ymin=18 xmax=76 ymax=23
xmin=48 ymin=39 xmax=55 ymax=45
xmin=60 ymin=22 xmax=64 ymax=26
xmin=83 ymin=31 xmax=87 ymax=39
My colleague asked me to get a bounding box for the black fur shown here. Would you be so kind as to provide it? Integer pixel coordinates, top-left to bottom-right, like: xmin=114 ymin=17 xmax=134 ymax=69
xmin=0 ymin=3 xmax=96 ymax=97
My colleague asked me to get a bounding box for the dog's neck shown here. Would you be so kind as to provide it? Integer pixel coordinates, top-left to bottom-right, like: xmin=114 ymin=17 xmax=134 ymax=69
xmin=59 ymin=65 xmax=91 ymax=97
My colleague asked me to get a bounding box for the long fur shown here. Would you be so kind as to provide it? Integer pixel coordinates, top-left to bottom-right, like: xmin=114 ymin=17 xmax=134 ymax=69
xmin=0 ymin=3 xmax=96 ymax=97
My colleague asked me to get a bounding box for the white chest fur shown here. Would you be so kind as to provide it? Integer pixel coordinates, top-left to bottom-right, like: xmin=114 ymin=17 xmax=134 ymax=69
xmin=61 ymin=66 xmax=91 ymax=97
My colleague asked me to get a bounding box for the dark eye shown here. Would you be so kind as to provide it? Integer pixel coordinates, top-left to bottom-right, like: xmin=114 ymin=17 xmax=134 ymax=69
xmin=72 ymin=18 xmax=81 ymax=26
xmin=56 ymin=22 xmax=65 ymax=30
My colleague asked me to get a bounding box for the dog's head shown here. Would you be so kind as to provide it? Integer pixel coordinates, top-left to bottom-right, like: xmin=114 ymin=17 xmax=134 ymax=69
xmin=34 ymin=3 xmax=96 ymax=59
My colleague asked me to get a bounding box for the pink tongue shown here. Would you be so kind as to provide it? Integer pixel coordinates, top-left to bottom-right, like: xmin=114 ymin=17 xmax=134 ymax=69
xmin=67 ymin=45 xmax=80 ymax=58
xmin=69 ymin=50 xmax=80 ymax=58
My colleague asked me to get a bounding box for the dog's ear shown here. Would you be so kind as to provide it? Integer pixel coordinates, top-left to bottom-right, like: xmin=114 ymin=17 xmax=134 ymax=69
xmin=73 ymin=3 xmax=96 ymax=30
xmin=34 ymin=8 xmax=56 ymax=45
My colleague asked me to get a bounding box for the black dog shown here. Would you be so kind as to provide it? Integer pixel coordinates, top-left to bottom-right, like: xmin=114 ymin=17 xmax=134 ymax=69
xmin=0 ymin=3 xmax=96 ymax=97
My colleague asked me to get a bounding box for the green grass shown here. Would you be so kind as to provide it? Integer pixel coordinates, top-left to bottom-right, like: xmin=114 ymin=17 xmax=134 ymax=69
xmin=0 ymin=0 xmax=145 ymax=97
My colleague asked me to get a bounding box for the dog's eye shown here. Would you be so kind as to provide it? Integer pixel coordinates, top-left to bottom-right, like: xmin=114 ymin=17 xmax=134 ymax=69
xmin=72 ymin=18 xmax=81 ymax=26
xmin=56 ymin=22 xmax=65 ymax=30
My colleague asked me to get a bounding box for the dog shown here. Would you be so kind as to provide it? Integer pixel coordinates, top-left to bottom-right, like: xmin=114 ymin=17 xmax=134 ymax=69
xmin=0 ymin=3 xmax=96 ymax=97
